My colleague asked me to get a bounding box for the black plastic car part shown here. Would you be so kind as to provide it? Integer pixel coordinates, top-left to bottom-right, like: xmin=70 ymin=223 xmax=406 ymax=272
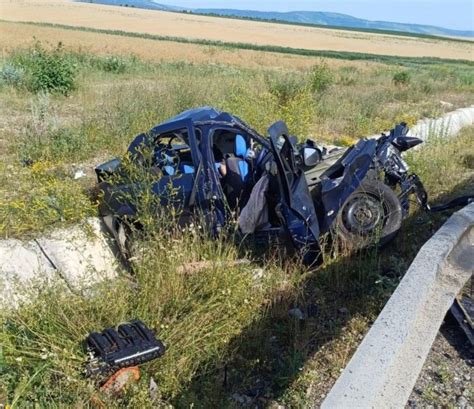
xmin=85 ymin=320 xmax=166 ymax=376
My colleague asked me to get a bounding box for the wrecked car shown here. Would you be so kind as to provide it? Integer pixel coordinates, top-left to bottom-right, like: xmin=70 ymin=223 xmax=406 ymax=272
xmin=96 ymin=107 xmax=430 ymax=265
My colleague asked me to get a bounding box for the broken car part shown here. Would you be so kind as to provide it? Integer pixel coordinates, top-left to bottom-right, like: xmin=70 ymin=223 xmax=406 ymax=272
xmin=85 ymin=320 xmax=165 ymax=377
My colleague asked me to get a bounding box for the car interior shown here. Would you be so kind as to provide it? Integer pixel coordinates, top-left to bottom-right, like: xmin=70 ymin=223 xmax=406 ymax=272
xmin=150 ymin=128 xmax=287 ymax=231
xmin=152 ymin=130 xmax=197 ymax=176
xmin=211 ymin=130 xmax=284 ymax=230
xmin=211 ymin=129 xmax=259 ymax=209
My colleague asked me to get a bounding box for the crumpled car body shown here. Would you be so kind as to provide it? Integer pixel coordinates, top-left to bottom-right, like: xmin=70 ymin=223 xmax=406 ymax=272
xmin=96 ymin=107 xmax=427 ymax=265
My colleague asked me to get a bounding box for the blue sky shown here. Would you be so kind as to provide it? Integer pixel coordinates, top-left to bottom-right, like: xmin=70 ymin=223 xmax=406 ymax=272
xmin=160 ymin=0 xmax=474 ymax=30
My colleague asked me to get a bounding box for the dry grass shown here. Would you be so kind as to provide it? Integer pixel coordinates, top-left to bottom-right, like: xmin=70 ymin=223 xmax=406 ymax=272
xmin=0 ymin=0 xmax=472 ymax=60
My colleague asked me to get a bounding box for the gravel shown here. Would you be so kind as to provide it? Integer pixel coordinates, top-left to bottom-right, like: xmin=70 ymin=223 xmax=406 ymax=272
xmin=407 ymin=319 xmax=473 ymax=409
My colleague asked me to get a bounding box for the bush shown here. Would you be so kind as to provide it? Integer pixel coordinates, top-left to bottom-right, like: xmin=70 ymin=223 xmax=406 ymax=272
xmin=266 ymin=72 xmax=307 ymax=104
xmin=393 ymin=71 xmax=411 ymax=86
xmin=16 ymin=42 xmax=77 ymax=95
xmin=310 ymin=62 xmax=334 ymax=92
xmin=100 ymin=55 xmax=129 ymax=73
xmin=0 ymin=63 xmax=24 ymax=87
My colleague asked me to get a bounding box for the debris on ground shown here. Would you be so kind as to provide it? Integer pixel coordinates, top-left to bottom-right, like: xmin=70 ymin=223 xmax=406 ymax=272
xmin=100 ymin=366 xmax=140 ymax=394
xmin=73 ymin=169 xmax=86 ymax=180
xmin=85 ymin=320 xmax=165 ymax=377
xmin=288 ymin=308 xmax=305 ymax=320
xmin=450 ymin=295 xmax=474 ymax=346
xmin=149 ymin=377 xmax=159 ymax=401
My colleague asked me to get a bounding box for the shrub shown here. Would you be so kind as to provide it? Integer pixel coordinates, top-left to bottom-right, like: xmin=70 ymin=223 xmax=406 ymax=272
xmin=0 ymin=63 xmax=24 ymax=87
xmin=18 ymin=42 xmax=77 ymax=95
xmin=393 ymin=71 xmax=411 ymax=86
xmin=266 ymin=72 xmax=307 ymax=104
xmin=310 ymin=62 xmax=334 ymax=92
xmin=100 ymin=55 xmax=129 ymax=73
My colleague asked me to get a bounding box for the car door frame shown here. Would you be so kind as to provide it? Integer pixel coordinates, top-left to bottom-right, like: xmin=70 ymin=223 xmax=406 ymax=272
xmin=127 ymin=118 xmax=206 ymax=210
xmin=268 ymin=121 xmax=322 ymax=265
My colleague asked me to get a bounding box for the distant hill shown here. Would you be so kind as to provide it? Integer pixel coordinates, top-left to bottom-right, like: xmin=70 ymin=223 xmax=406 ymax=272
xmin=194 ymin=9 xmax=474 ymax=38
xmin=77 ymin=0 xmax=180 ymax=11
xmin=77 ymin=1 xmax=474 ymax=38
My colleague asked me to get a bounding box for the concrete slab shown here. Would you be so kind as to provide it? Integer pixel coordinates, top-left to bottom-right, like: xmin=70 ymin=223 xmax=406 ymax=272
xmin=407 ymin=105 xmax=474 ymax=141
xmin=0 ymin=239 xmax=58 ymax=308
xmin=36 ymin=218 xmax=118 ymax=290
xmin=322 ymin=204 xmax=474 ymax=409
xmin=0 ymin=218 xmax=119 ymax=308
xmin=368 ymin=105 xmax=474 ymax=142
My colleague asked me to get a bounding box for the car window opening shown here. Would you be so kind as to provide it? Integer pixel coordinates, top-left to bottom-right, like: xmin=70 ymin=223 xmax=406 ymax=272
xmin=211 ymin=129 xmax=282 ymax=233
xmin=152 ymin=129 xmax=200 ymax=177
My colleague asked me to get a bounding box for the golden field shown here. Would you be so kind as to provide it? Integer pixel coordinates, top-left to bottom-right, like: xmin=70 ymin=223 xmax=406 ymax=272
xmin=0 ymin=21 xmax=383 ymax=71
xmin=0 ymin=0 xmax=472 ymax=61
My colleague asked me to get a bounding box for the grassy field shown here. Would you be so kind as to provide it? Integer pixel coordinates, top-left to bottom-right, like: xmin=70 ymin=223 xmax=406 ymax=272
xmin=1 ymin=0 xmax=473 ymax=61
xmin=0 ymin=26 xmax=473 ymax=408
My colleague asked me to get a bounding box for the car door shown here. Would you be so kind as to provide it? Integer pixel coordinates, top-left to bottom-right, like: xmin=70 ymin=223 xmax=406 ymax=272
xmin=268 ymin=121 xmax=322 ymax=265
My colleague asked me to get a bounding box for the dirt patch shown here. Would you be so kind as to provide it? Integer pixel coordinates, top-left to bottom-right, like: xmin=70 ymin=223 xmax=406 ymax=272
xmin=0 ymin=0 xmax=472 ymax=60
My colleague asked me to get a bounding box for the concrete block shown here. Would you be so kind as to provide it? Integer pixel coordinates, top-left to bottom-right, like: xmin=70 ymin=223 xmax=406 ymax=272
xmin=368 ymin=105 xmax=474 ymax=142
xmin=0 ymin=239 xmax=58 ymax=308
xmin=322 ymin=203 xmax=474 ymax=409
xmin=0 ymin=218 xmax=119 ymax=309
xmin=407 ymin=105 xmax=474 ymax=141
xmin=36 ymin=218 xmax=118 ymax=290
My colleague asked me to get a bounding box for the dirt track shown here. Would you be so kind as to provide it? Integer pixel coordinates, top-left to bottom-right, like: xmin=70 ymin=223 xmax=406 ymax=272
xmin=0 ymin=0 xmax=472 ymax=61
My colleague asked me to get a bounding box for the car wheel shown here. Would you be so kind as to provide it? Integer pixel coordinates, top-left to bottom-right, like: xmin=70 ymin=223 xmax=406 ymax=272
xmin=334 ymin=180 xmax=402 ymax=251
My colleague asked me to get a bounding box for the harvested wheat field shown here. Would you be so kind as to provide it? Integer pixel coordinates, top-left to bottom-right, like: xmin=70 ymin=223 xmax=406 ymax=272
xmin=0 ymin=0 xmax=472 ymax=61
xmin=0 ymin=21 xmax=383 ymax=71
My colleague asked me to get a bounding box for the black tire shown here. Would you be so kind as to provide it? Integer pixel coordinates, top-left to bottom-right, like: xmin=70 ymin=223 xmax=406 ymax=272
xmin=334 ymin=180 xmax=402 ymax=251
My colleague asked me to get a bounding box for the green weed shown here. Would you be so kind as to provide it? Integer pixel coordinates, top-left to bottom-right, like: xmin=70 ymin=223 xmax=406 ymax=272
xmin=10 ymin=42 xmax=77 ymax=95
xmin=393 ymin=71 xmax=411 ymax=86
xmin=310 ymin=61 xmax=334 ymax=92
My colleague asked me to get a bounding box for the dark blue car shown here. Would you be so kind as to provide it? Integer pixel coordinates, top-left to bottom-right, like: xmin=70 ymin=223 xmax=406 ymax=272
xmin=96 ymin=107 xmax=427 ymax=264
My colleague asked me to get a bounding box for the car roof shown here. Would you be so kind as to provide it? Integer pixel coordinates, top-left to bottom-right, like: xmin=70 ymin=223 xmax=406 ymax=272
xmin=153 ymin=106 xmax=269 ymax=147
xmin=160 ymin=106 xmax=236 ymax=125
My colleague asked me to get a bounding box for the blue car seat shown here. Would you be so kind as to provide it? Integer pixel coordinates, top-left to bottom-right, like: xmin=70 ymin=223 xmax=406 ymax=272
xmin=224 ymin=134 xmax=251 ymax=208
xmin=158 ymin=150 xmax=195 ymax=176
xmin=179 ymin=163 xmax=195 ymax=174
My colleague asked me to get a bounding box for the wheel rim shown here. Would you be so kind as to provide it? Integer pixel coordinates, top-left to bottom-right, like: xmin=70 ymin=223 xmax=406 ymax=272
xmin=341 ymin=194 xmax=385 ymax=235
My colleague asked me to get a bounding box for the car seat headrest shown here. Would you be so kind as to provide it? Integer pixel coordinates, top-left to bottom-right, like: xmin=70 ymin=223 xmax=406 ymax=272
xmin=235 ymin=134 xmax=247 ymax=157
